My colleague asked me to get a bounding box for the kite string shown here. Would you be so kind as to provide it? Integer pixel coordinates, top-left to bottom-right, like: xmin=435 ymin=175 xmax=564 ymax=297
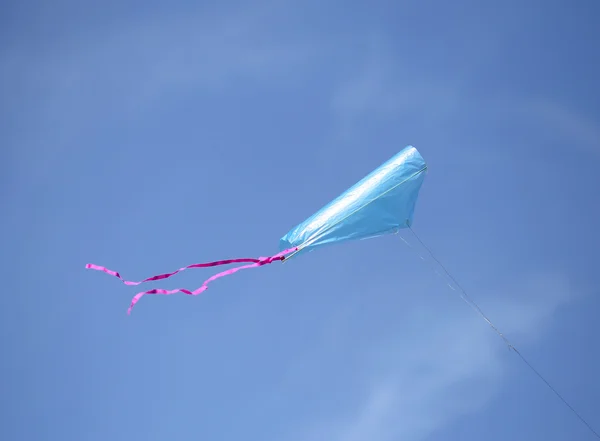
xmin=401 ymin=229 xmax=513 ymax=349
xmin=403 ymin=226 xmax=599 ymax=440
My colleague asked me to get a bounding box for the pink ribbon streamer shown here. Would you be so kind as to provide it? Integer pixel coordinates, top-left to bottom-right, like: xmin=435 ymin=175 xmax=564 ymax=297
xmin=86 ymin=247 xmax=297 ymax=314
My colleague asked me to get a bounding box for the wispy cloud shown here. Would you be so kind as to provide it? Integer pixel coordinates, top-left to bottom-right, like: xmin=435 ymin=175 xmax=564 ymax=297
xmin=0 ymin=3 xmax=321 ymax=184
xmin=521 ymin=99 xmax=600 ymax=158
xmin=328 ymin=39 xmax=463 ymax=141
xmin=1 ymin=6 xmax=315 ymax=120
xmin=273 ymin=270 xmax=574 ymax=441
xmin=326 ymin=36 xmax=600 ymax=166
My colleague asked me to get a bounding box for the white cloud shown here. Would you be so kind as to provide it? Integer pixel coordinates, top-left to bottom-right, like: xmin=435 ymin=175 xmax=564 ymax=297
xmin=328 ymin=40 xmax=463 ymax=141
xmin=520 ymin=99 xmax=600 ymax=158
xmin=0 ymin=4 xmax=318 ymax=123
xmin=326 ymin=37 xmax=600 ymax=167
xmin=0 ymin=4 xmax=321 ymax=184
xmin=273 ymin=271 xmax=573 ymax=441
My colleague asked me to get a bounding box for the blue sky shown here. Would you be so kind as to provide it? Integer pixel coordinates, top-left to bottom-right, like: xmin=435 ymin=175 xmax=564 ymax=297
xmin=2 ymin=0 xmax=599 ymax=440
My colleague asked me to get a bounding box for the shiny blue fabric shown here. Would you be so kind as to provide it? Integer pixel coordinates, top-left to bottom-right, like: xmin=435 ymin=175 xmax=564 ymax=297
xmin=280 ymin=145 xmax=427 ymax=258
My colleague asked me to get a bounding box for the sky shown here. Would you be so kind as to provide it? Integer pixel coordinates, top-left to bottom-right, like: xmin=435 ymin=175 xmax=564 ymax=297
xmin=1 ymin=0 xmax=599 ymax=440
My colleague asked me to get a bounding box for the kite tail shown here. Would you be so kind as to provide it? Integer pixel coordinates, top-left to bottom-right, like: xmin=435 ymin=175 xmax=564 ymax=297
xmin=86 ymin=247 xmax=297 ymax=314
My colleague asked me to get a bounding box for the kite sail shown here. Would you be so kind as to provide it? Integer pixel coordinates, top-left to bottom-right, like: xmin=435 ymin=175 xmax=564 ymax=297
xmin=86 ymin=145 xmax=427 ymax=313
xmin=280 ymin=145 xmax=427 ymax=260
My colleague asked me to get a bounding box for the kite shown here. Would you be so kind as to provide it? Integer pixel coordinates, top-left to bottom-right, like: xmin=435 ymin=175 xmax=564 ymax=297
xmin=86 ymin=145 xmax=427 ymax=314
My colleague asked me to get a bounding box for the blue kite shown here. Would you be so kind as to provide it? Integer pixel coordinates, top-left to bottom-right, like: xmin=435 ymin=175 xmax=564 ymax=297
xmin=87 ymin=145 xmax=427 ymax=313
